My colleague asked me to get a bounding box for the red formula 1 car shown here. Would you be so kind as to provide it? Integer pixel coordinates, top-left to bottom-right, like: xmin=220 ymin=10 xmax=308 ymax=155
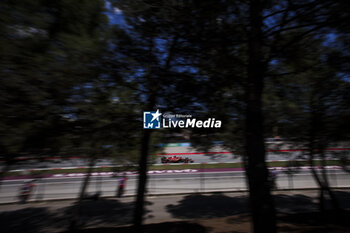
xmin=161 ymin=156 xmax=194 ymax=164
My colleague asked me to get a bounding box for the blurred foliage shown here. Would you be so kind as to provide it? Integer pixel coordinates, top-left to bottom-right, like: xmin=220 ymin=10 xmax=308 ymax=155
xmin=0 ymin=0 xmax=349 ymax=174
xmin=0 ymin=0 xmax=108 ymax=164
xmin=0 ymin=1 xmax=348 ymax=230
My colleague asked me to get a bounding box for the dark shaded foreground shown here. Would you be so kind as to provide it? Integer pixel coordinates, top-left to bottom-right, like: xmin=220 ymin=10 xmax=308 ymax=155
xmin=61 ymin=210 xmax=350 ymax=233
xmin=166 ymin=193 xmax=248 ymax=218
xmin=61 ymin=222 xmax=207 ymax=233
xmin=278 ymin=210 xmax=350 ymax=233
xmin=0 ymin=191 xmax=349 ymax=232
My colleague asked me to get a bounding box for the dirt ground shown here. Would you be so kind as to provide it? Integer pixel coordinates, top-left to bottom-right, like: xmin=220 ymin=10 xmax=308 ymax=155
xmin=197 ymin=210 xmax=350 ymax=233
xmin=64 ymin=210 xmax=350 ymax=233
xmin=1 ymin=190 xmax=350 ymax=233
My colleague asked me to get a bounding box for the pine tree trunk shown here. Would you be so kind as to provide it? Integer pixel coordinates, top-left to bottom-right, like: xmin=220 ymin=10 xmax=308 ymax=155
xmin=312 ymin=169 xmax=340 ymax=211
xmin=133 ymin=42 xmax=157 ymax=229
xmin=245 ymin=1 xmax=277 ymax=232
xmin=133 ymin=129 xmax=151 ymax=230
xmin=309 ymin=150 xmax=340 ymax=211
xmin=69 ymin=158 xmax=95 ymax=230
xmin=320 ymin=151 xmax=340 ymax=210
